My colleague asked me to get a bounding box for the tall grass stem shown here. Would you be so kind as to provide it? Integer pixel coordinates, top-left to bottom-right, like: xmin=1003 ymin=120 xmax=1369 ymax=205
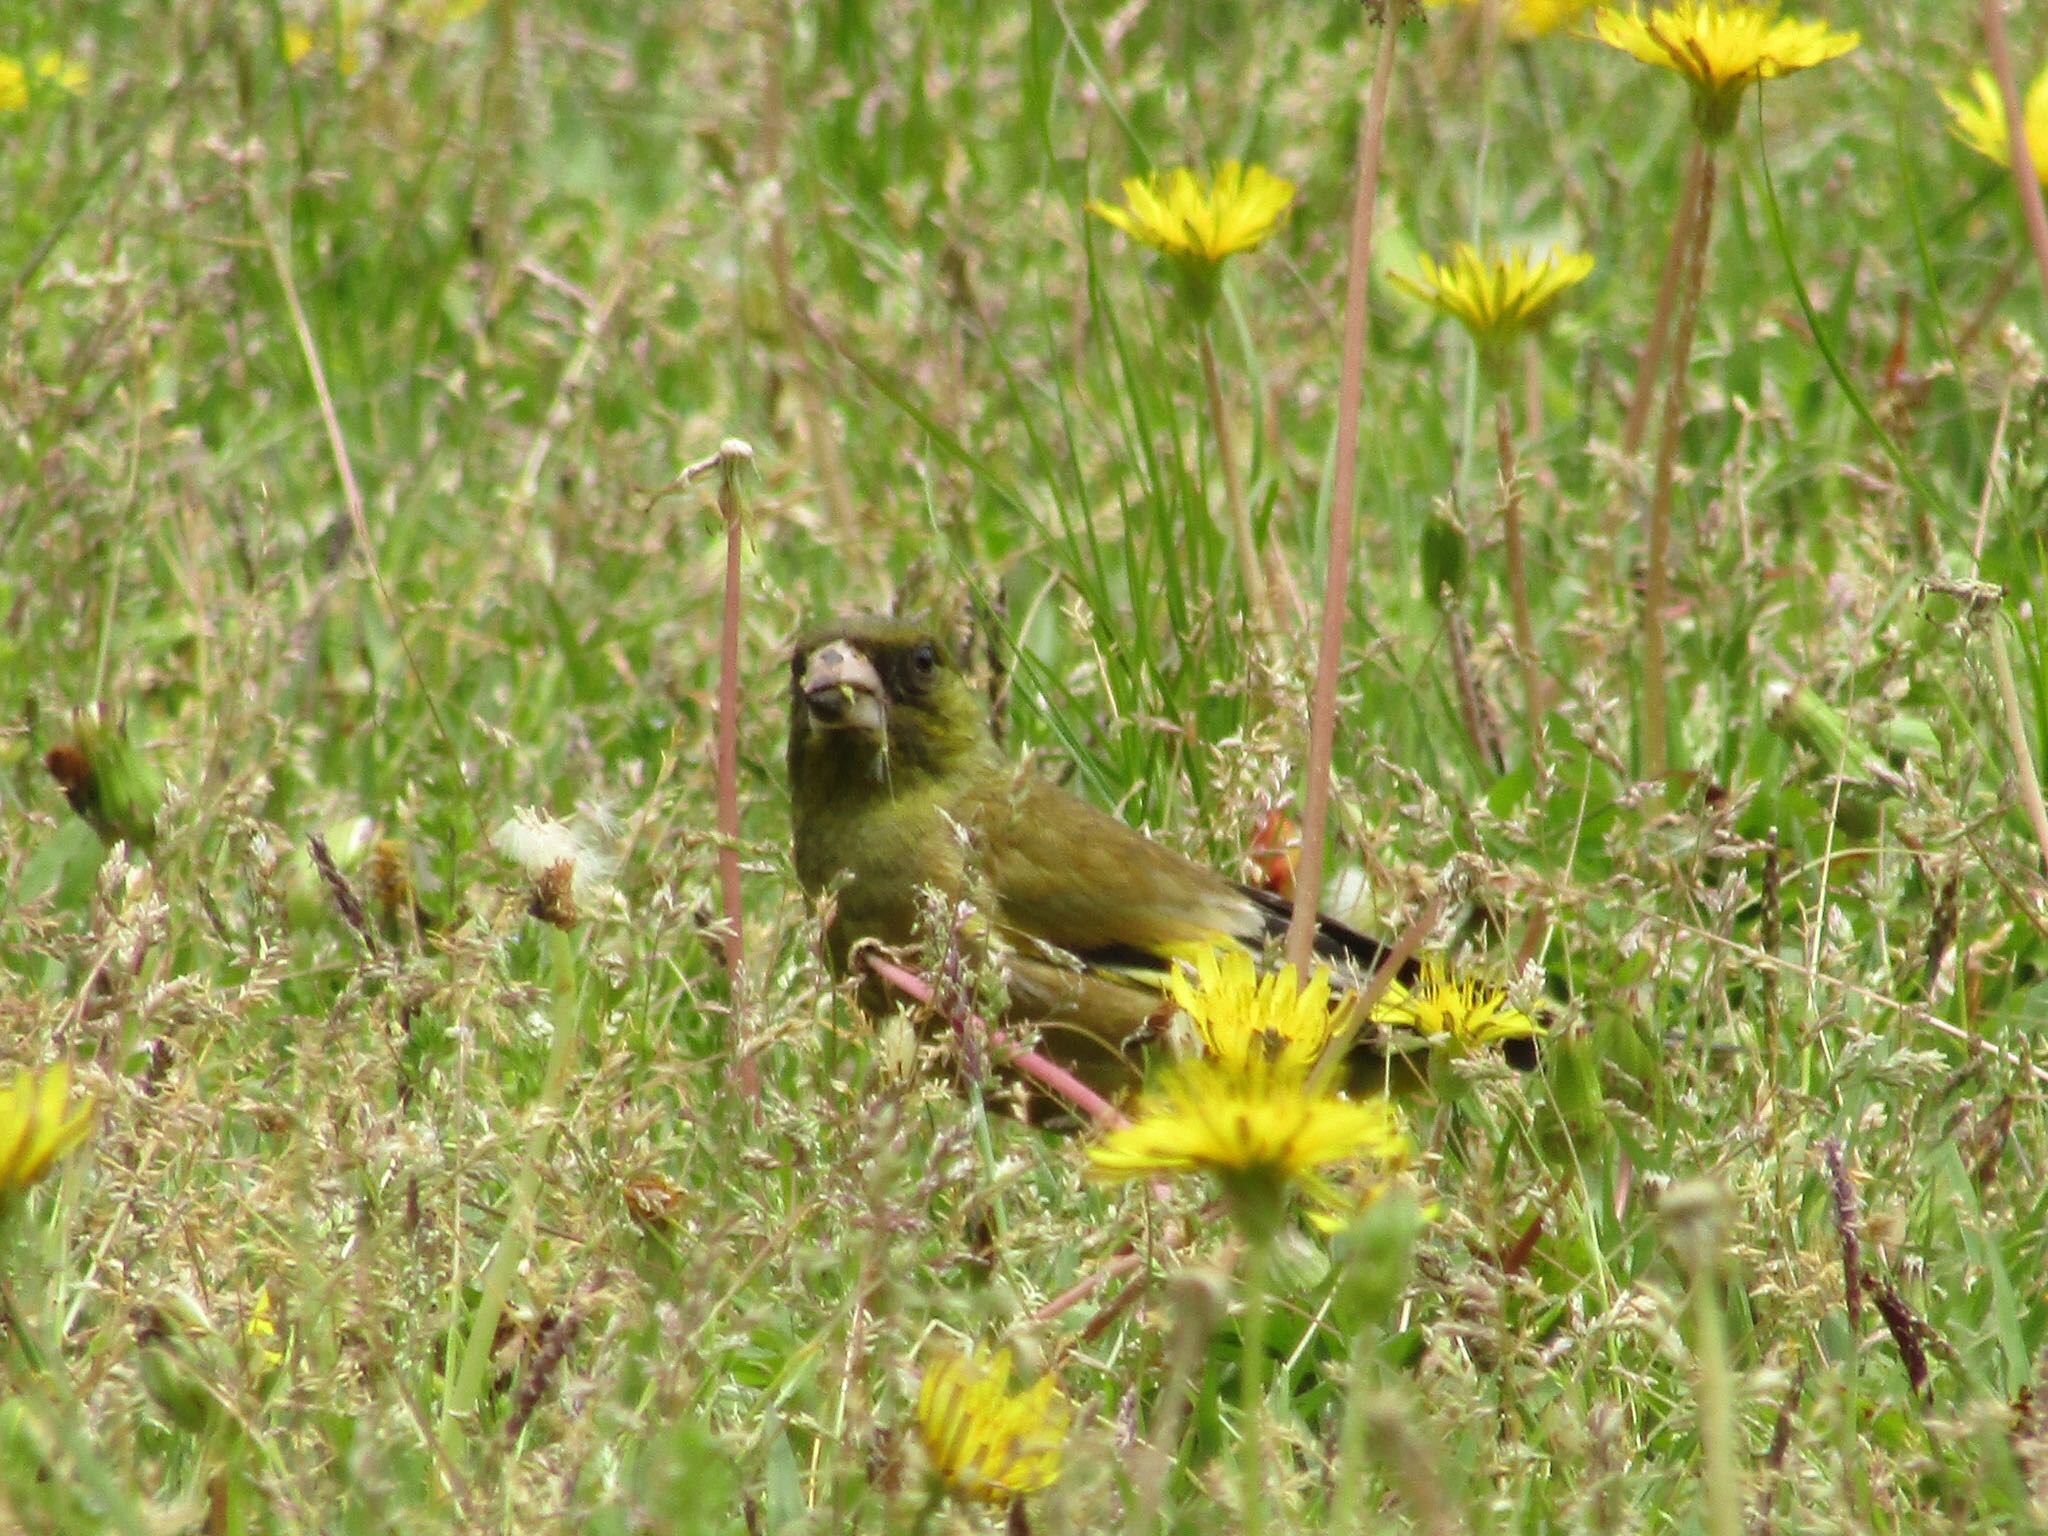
xmin=760 ymin=0 xmax=855 ymax=528
xmin=1690 ymin=1260 xmax=1742 ymax=1536
xmin=1622 ymin=140 xmax=1706 ymax=459
xmin=1287 ymin=1 xmax=1405 ymax=974
xmin=1979 ymin=0 xmax=2048 ymax=300
xmin=688 ymin=440 xmax=761 ymax=1103
xmin=1201 ymin=327 xmax=1271 ymax=635
xmin=1987 ymin=622 xmax=2048 ymax=881
xmin=1495 ymin=394 xmax=1542 ymax=766
xmin=1641 ymin=145 xmax=1718 ymax=781
xmin=1239 ymin=1235 xmax=1270 ymax=1532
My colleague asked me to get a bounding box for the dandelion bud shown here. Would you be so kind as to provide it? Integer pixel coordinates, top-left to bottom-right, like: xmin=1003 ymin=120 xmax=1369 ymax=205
xmin=45 ymin=709 xmax=162 ymax=853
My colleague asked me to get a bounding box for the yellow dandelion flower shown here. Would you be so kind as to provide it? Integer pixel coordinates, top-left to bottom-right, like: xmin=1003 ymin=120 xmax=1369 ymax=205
xmin=1166 ymin=948 xmax=1342 ymax=1081
xmin=1089 ymin=161 xmax=1295 ymax=318
xmin=284 ymin=8 xmax=365 ymax=76
xmin=1944 ymin=68 xmax=2048 ymax=188
xmin=36 ymin=51 xmax=88 ymax=96
xmin=0 ymin=1064 xmax=94 ymax=1195
xmin=1427 ymin=0 xmax=1599 ymax=42
xmin=246 ymin=1289 xmax=288 ymax=1371
xmin=1 ymin=51 xmax=86 ymax=112
xmin=1592 ymin=3 xmax=1857 ymax=138
xmin=915 ymin=1346 xmax=1070 ymax=1504
xmin=1380 ymin=961 xmax=1541 ymax=1050
xmin=1389 ymin=243 xmax=1595 ymax=371
xmin=1089 ymin=1058 xmax=1412 ymax=1192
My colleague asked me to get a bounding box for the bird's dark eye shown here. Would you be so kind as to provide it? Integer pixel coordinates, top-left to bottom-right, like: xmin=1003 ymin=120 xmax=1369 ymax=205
xmin=908 ymin=642 xmax=940 ymax=682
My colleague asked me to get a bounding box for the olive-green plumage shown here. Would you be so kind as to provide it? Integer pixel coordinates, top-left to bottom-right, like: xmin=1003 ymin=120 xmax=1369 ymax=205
xmin=788 ymin=615 xmax=1468 ymax=1099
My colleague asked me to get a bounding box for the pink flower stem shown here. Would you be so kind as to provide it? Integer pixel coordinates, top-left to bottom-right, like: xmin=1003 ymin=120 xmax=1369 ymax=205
xmin=1032 ymin=1251 xmax=1146 ymax=1325
xmin=1622 ymin=138 xmax=1705 ymax=460
xmin=1286 ymin=2 xmax=1406 ymax=976
xmin=688 ymin=440 xmax=760 ymax=1104
xmin=860 ymin=952 xmax=1129 ymax=1130
xmin=1980 ymin=0 xmax=2048 ymax=301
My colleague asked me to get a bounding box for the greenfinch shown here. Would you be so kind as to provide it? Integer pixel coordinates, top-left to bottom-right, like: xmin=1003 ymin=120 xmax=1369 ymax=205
xmin=787 ymin=614 xmax=1536 ymax=1098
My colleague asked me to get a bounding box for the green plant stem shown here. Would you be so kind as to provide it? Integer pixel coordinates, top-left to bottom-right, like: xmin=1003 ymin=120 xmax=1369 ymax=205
xmin=443 ymin=925 xmax=582 ymax=1444
xmin=1 ymin=1211 xmax=153 ymax=1534
xmin=1494 ymin=393 xmax=1542 ymax=766
xmin=1287 ymin=0 xmax=1404 ymax=974
xmin=1690 ymin=1262 xmax=1741 ymax=1536
xmin=1987 ymin=621 xmax=2048 ymax=878
xmin=1333 ymin=1334 xmax=1375 ymax=1531
xmin=1200 ymin=325 xmax=1270 ymax=634
xmin=1239 ymin=1235 xmax=1270 ymax=1533
xmin=1641 ymin=141 xmax=1718 ymax=782
xmin=760 ymin=0 xmax=855 ymax=531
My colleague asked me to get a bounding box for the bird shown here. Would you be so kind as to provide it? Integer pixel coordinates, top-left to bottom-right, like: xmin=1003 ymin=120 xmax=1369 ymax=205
xmin=786 ymin=613 xmax=1536 ymax=1103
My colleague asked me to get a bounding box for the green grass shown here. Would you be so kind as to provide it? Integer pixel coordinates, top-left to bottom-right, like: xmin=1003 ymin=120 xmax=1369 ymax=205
xmin=4 ymin=0 xmax=2047 ymax=1530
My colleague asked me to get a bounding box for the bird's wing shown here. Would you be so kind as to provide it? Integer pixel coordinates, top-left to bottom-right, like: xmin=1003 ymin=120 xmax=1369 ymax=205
xmin=976 ymin=773 xmax=1407 ymax=992
xmin=975 ymin=773 xmax=1264 ymax=964
xmin=958 ymin=770 xmax=1535 ymax=1085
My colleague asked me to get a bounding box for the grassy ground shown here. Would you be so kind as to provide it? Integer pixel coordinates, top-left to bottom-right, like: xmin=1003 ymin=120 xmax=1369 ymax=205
xmin=4 ymin=0 xmax=2047 ymax=1530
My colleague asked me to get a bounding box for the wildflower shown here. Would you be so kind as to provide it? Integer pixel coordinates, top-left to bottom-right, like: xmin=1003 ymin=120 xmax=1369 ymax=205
xmin=0 ymin=51 xmax=87 ymax=113
xmin=0 ymin=1064 xmax=94 ymax=1195
xmin=284 ymin=8 xmax=365 ymax=75
xmin=492 ymin=807 xmax=618 ymax=929
xmin=366 ymin=837 xmax=416 ymax=930
xmin=1381 ymin=961 xmax=1541 ymax=1050
xmin=44 ymin=709 xmax=162 ymax=854
xmin=1944 ymin=68 xmax=2048 ymax=186
xmin=914 ymin=1345 xmax=1070 ymax=1504
xmin=1088 ymin=161 xmax=1295 ymax=318
xmin=1165 ymin=947 xmax=1343 ymax=1081
xmin=1592 ymin=3 xmax=1858 ymax=139
xmin=1595 ymin=3 xmax=1852 ymax=769
xmin=1389 ymin=243 xmax=1594 ymax=382
xmin=1427 ymin=0 xmax=1599 ymax=41
xmin=35 ymin=51 xmax=88 ymax=95
xmin=1089 ymin=1059 xmax=1413 ymax=1234
xmin=246 ymin=1289 xmax=288 ymax=1372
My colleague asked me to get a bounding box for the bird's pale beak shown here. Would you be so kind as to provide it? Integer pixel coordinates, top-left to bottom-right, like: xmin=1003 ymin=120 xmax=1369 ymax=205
xmin=801 ymin=642 xmax=887 ymax=734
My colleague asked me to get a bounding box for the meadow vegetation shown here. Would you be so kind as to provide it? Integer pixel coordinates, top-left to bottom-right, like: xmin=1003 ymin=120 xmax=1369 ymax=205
xmin=3 ymin=0 xmax=2047 ymax=1530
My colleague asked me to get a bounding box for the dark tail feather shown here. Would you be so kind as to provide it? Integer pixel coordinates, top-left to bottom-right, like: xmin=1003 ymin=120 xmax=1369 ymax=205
xmin=1237 ymin=884 xmax=1410 ymax=985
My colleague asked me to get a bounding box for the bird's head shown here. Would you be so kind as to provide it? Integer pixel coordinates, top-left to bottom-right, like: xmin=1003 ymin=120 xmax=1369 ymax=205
xmin=787 ymin=616 xmax=996 ymax=799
